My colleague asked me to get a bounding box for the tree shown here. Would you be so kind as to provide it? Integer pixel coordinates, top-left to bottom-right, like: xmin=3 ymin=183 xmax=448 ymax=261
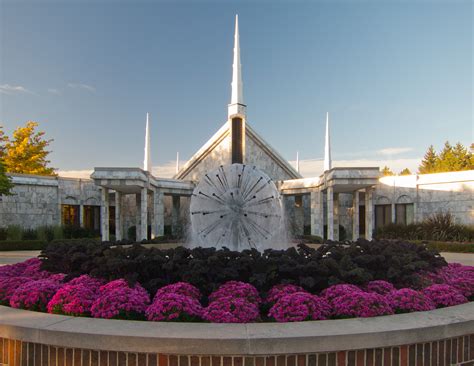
xmin=399 ymin=168 xmax=412 ymax=175
xmin=0 ymin=160 xmax=13 ymax=195
xmin=418 ymin=145 xmax=438 ymax=174
xmin=452 ymin=142 xmax=473 ymax=171
xmin=0 ymin=125 xmax=7 ymax=158
xmin=381 ymin=166 xmax=394 ymax=176
xmin=4 ymin=121 xmax=56 ymax=176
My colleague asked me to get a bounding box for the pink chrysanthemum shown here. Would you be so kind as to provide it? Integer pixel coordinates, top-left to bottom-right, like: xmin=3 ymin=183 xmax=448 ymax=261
xmin=10 ymin=279 xmax=61 ymax=312
xmin=365 ymin=280 xmax=396 ymax=295
xmin=268 ymin=292 xmax=330 ymax=322
xmin=320 ymin=284 xmax=364 ymax=303
xmin=331 ymin=291 xmax=394 ymax=318
xmin=203 ymin=296 xmax=259 ymax=323
xmin=0 ymin=276 xmax=31 ymax=305
xmin=209 ymin=281 xmax=261 ymax=305
xmin=386 ymin=288 xmax=435 ymax=313
xmin=422 ymin=284 xmax=468 ymax=308
xmin=154 ymin=282 xmax=202 ymax=301
xmin=146 ymin=293 xmax=204 ymax=322
xmin=265 ymin=284 xmax=306 ymax=304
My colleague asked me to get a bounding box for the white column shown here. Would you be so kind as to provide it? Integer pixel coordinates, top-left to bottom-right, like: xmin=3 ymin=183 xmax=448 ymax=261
xmin=333 ymin=192 xmax=339 ymax=241
xmin=140 ymin=188 xmax=148 ymax=241
xmin=391 ymin=203 xmax=396 ymax=224
xmin=352 ymin=191 xmax=360 ymax=240
xmin=365 ymin=187 xmax=374 ymax=240
xmin=327 ymin=187 xmax=334 ymax=240
xmin=153 ymin=190 xmax=164 ymax=237
xmin=100 ymin=188 xmax=110 ymax=242
xmin=115 ymin=191 xmax=123 ymax=241
xmin=171 ymin=196 xmax=181 ymax=237
xmin=310 ymin=190 xmax=324 ymax=238
xmin=79 ymin=204 xmax=84 ymax=227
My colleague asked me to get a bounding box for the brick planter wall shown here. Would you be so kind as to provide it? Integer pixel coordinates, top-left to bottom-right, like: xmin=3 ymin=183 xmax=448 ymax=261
xmin=0 ymin=303 xmax=473 ymax=366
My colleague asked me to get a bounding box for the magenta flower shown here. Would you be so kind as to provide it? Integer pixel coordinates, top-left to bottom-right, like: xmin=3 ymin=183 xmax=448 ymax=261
xmin=422 ymin=284 xmax=468 ymax=308
xmin=90 ymin=279 xmax=150 ymax=320
xmin=386 ymin=288 xmax=435 ymax=313
xmin=321 ymin=284 xmax=364 ymax=303
xmin=0 ymin=276 xmax=31 ymax=305
xmin=47 ymin=276 xmax=103 ymax=316
xmin=365 ymin=280 xmax=396 ymax=295
xmin=0 ymin=258 xmax=42 ymax=278
xmin=268 ymin=292 xmax=330 ymax=322
xmin=154 ymin=282 xmax=202 ymax=301
xmin=146 ymin=293 xmax=203 ymax=322
xmin=209 ymin=281 xmax=261 ymax=305
xmin=266 ymin=284 xmax=306 ymax=304
xmin=421 ymin=264 xmax=474 ymax=298
xmin=10 ymin=279 xmax=61 ymax=312
xmin=331 ymin=291 xmax=394 ymax=318
xmin=203 ymin=296 xmax=259 ymax=323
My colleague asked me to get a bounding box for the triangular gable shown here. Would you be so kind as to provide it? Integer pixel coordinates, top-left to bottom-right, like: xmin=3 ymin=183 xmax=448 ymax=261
xmin=175 ymin=121 xmax=302 ymax=182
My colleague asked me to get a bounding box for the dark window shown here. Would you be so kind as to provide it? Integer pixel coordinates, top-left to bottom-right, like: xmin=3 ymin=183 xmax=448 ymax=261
xmin=62 ymin=205 xmax=79 ymax=226
xmin=231 ymin=117 xmax=243 ymax=164
xmin=375 ymin=204 xmax=392 ymax=229
xmin=396 ymin=203 xmax=414 ymax=225
xmin=84 ymin=205 xmax=100 ymax=230
xmin=295 ymin=195 xmax=303 ymax=208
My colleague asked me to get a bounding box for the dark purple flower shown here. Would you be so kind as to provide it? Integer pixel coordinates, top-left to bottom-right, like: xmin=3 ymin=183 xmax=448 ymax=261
xmin=268 ymin=292 xmax=330 ymax=322
xmin=386 ymin=288 xmax=435 ymax=313
xmin=422 ymin=284 xmax=468 ymax=308
xmin=146 ymin=293 xmax=203 ymax=322
xmin=203 ymin=296 xmax=259 ymax=323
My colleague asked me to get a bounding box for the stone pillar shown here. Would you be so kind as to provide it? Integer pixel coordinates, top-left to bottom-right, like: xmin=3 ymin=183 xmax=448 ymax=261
xmin=365 ymin=187 xmax=374 ymax=240
xmin=153 ymin=190 xmax=165 ymax=237
xmin=115 ymin=191 xmax=123 ymax=241
xmin=391 ymin=203 xmax=396 ymax=224
xmin=171 ymin=195 xmax=181 ymax=237
xmin=310 ymin=190 xmax=324 ymax=238
xmin=79 ymin=204 xmax=84 ymax=228
xmin=352 ymin=191 xmax=360 ymax=240
xmin=140 ymin=188 xmax=148 ymax=241
xmin=100 ymin=188 xmax=110 ymax=242
xmin=334 ymin=193 xmax=340 ymax=241
xmin=327 ymin=187 xmax=334 ymax=240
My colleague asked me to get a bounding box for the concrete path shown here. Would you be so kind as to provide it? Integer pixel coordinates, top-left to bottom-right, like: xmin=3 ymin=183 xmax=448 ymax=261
xmin=0 ymin=250 xmax=473 ymax=266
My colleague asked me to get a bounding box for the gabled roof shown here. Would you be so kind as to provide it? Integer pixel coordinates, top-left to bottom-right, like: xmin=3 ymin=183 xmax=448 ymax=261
xmin=174 ymin=121 xmax=302 ymax=180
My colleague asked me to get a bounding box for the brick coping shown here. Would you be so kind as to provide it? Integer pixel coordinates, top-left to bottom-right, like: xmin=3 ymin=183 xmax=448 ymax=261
xmin=0 ymin=303 xmax=473 ymax=355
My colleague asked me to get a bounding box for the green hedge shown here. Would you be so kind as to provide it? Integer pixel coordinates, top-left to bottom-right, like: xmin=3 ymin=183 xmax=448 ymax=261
xmin=0 ymin=240 xmax=47 ymax=251
xmin=412 ymin=240 xmax=474 ymax=253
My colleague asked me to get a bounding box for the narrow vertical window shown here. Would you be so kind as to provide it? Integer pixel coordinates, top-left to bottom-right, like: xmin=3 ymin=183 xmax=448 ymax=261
xmin=232 ymin=117 xmax=243 ymax=164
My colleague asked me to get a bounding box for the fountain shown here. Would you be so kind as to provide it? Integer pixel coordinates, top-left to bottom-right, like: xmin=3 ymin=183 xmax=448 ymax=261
xmin=189 ymin=164 xmax=286 ymax=251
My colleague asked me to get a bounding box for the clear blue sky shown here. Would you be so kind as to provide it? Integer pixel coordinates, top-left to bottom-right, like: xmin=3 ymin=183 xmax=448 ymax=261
xmin=0 ymin=0 xmax=472 ymax=175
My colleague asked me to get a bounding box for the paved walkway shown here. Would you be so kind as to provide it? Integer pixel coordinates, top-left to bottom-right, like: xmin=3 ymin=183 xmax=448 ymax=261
xmin=0 ymin=250 xmax=473 ymax=266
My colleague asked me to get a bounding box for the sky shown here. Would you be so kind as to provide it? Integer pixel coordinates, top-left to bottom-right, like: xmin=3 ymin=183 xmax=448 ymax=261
xmin=0 ymin=0 xmax=472 ymax=178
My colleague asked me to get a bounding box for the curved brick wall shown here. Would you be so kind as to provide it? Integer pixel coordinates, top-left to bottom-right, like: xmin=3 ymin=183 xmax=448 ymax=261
xmin=0 ymin=303 xmax=473 ymax=366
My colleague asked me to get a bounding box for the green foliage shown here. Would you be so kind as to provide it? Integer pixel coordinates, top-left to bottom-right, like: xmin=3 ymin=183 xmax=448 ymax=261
xmin=4 ymin=121 xmax=56 ymax=176
xmin=53 ymin=226 xmax=65 ymax=240
xmin=22 ymin=228 xmax=38 ymax=240
xmin=0 ymin=240 xmax=46 ymax=251
xmin=6 ymin=225 xmax=23 ymax=241
xmin=411 ymin=240 xmax=474 ymax=253
xmin=36 ymin=226 xmax=56 ymax=242
xmin=374 ymin=213 xmax=474 ymax=243
xmin=40 ymin=239 xmax=446 ymax=295
xmin=0 ymin=159 xmax=13 ymax=195
xmin=418 ymin=141 xmax=473 ymax=174
xmin=399 ymin=168 xmax=412 ymax=175
xmin=381 ymin=166 xmax=394 ymax=176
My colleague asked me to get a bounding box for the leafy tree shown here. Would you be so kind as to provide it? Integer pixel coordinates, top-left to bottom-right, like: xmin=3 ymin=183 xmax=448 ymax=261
xmin=0 ymin=126 xmax=7 ymax=157
xmin=0 ymin=159 xmax=13 ymax=195
xmin=381 ymin=166 xmax=394 ymax=176
xmin=399 ymin=168 xmax=412 ymax=175
xmin=418 ymin=145 xmax=438 ymax=174
xmin=452 ymin=142 xmax=473 ymax=171
xmin=4 ymin=121 xmax=56 ymax=176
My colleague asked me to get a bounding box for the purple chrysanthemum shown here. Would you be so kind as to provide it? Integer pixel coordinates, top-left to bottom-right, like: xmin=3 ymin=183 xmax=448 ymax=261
xmin=203 ymin=296 xmax=259 ymax=323
xmin=146 ymin=293 xmax=203 ymax=322
xmin=386 ymin=288 xmax=435 ymax=313
xmin=268 ymin=292 xmax=330 ymax=322
xmin=422 ymin=284 xmax=468 ymax=308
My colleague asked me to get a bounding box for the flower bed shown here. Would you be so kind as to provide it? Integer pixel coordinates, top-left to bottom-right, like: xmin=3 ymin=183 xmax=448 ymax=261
xmin=0 ymin=242 xmax=473 ymax=323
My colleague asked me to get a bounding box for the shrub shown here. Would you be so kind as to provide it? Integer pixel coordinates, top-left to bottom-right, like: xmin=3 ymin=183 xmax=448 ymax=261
xmin=47 ymin=279 xmax=102 ymax=316
xmin=154 ymin=282 xmax=201 ymax=301
xmin=10 ymin=279 xmax=62 ymax=312
xmin=203 ymin=296 xmax=259 ymax=323
xmin=268 ymin=292 xmax=330 ymax=322
xmin=146 ymin=293 xmax=203 ymax=322
xmin=331 ymin=292 xmax=394 ymax=318
xmin=0 ymin=240 xmax=47 ymax=251
xmin=0 ymin=276 xmax=31 ymax=305
xmin=422 ymin=284 xmax=468 ymax=308
xmin=321 ymin=284 xmax=363 ymax=303
xmin=423 ymin=263 xmax=474 ymax=299
xmin=386 ymin=288 xmax=435 ymax=313
xmin=208 ymin=281 xmax=261 ymax=305
xmin=53 ymin=226 xmax=64 ymax=240
xmin=6 ymin=225 xmax=23 ymax=241
xmin=22 ymin=228 xmax=38 ymax=240
xmin=90 ymin=279 xmax=150 ymax=320
xmin=365 ymin=280 xmax=396 ymax=295
xmin=0 ymin=227 xmax=7 ymax=241
xmin=37 ymin=226 xmax=55 ymax=242
xmin=0 ymin=258 xmax=42 ymax=278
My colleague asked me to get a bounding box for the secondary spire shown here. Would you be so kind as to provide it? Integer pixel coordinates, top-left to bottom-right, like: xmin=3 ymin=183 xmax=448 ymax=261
xmin=324 ymin=112 xmax=332 ymax=172
xmin=143 ymin=113 xmax=152 ymax=172
xmin=228 ymin=14 xmax=246 ymax=119
xmin=296 ymin=151 xmax=300 ymax=173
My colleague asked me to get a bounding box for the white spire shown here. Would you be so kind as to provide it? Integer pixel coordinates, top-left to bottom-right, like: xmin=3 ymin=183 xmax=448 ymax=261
xmin=296 ymin=151 xmax=300 ymax=173
xmin=324 ymin=112 xmax=332 ymax=172
xmin=143 ymin=113 xmax=152 ymax=172
xmin=228 ymin=14 xmax=246 ymax=118
xmin=176 ymin=151 xmax=180 ymax=174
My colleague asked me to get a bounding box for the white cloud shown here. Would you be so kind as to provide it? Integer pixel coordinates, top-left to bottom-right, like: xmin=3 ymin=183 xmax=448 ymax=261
xmin=57 ymin=170 xmax=93 ymax=179
xmin=377 ymin=147 xmax=414 ymax=156
xmin=47 ymin=88 xmax=61 ymax=95
xmin=0 ymin=84 xmax=35 ymax=95
xmin=67 ymin=83 xmax=96 ymax=93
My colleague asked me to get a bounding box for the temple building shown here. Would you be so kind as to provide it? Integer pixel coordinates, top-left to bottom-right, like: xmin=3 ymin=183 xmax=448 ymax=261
xmin=1 ymin=16 xmax=473 ymax=242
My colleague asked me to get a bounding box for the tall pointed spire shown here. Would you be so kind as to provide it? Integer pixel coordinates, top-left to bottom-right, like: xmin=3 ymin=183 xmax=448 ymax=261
xmin=143 ymin=113 xmax=152 ymax=173
xmin=228 ymin=14 xmax=246 ymax=119
xmin=296 ymin=151 xmax=300 ymax=173
xmin=324 ymin=112 xmax=332 ymax=172
xmin=175 ymin=151 xmax=180 ymax=174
